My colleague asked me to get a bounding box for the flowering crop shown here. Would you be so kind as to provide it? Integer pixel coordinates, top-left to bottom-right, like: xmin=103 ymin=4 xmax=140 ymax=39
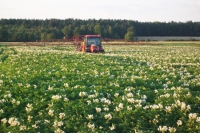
xmin=0 ymin=45 xmax=200 ymax=132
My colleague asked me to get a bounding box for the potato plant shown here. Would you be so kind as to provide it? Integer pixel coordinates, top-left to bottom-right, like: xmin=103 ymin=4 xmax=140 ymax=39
xmin=0 ymin=45 xmax=200 ymax=133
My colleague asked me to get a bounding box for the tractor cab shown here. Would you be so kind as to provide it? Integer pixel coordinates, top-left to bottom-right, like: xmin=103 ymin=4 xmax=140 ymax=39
xmin=86 ymin=37 xmax=101 ymax=46
xmin=74 ymin=35 xmax=104 ymax=53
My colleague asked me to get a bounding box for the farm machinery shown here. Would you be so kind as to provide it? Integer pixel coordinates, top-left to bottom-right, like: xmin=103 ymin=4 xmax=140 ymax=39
xmin=73 ymin=35 xmax=105 ymax=53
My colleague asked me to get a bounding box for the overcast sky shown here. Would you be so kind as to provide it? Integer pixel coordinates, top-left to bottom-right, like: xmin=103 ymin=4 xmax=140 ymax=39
xmin=0 ymin=0 xmax=200 ymax=22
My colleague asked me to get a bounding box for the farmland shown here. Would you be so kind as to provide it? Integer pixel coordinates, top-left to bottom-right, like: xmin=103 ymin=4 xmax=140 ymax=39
xmin=0 ymin=43 xmax=200 ymax=133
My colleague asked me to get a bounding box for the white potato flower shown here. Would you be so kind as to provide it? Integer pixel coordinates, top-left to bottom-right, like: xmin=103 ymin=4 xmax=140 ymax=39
xmin=48 ymin=109 xmax=54 ymax=116
xmin=64 ymin=98 xmax=69 ymax=102
xmin=104 ymin=107 xmax=109 ymax=111
xmin=196 ymin=117 xmax=200 ymax=123
xmin=168 ymin=127 xmax=177 ymax=133
xmin=87 ymin=100 xmax=91 ymax=105
xmin=186 ymin=105 xmax=191 ymax=111
xmin=87 ymin=122 xmax=95 ymax=130
xmin=93 ymin=99 xmax=99 ymax=103
xmin=8 ymin=117 xmax=20 ymax=126
xmin=33 ymin=85 xmax=37 ymax=89
xmin=38 ymin=112 xmax=43 ymax=116
xmin=126 ymin=92 xmax=133 ymax=98
xmin=104 ymin=113 xmax=112 ymax=120
xmin=48 ymin=85 xmax=53 ymax=90
xmin=142 ymin=95 xmax=147 ymax=99
xmin=53 ymin=120 xmax=63 ymax=127
xmin=27 ymin=103 xmax=33 ymax=108
xmin=189 ymin=113 xmax=197 ymax=120
xmin=152 ymin=119 xmax=158 ymax=124
xmin=177 ymin=120 xmax=182 ymax=126
xmin=44 ymin=119 xmax=50 ymax=124
xmin=57 ymin=121 xmax=63 ymax=127
xmin=11 ymin=99 xmax=16 ymax=104
xmin=109 ymin=123 xmax=115 ymax=130
xmin=26 ymin=83 xmax=30 ymax=88
xmin=127 ymin=98 xmax=135 ymax=104
xmin=27 ymin=115 xmax=33 ymax=122
xmin=20 ymin=125 xmax=27 ymax=131
xmin=157 ymin=125 xmax=168 ymax=132
xmin=88 ymin=94 xmax=95 ymax=99
xmin=118 ymin=103 xmax=123 ymax=109
xmin=64 ymin=83 xmax=69 ymax=88
xmin=86 ymin=114 xmax=94 ymax=120
xmin=0 ymin=109 xmax=3 ymax=114
xmin=59 ymin=113 xmax=65 ymax=119
xmin=52 ymin=95 xmax=61 ymax=100
xmin=16 ymin=101 xmax=20 ymax=105
xmin=104 ymin=99 xmax=111 ymax=105
xmin=114 ymin=93 xmax=119 ymax=97
xmin=32 ymin=124 xmax=38 ymax=129
xmin=127 ymin=106 xmax=132 ymax=111
xmin=54 ymin=128 xmax=65 ymax=133
xmin=115 ymin=106 xmax=121 ymax=112
xmin=95 ymin=107 xmax=101 ymax=113
xmin=1 ymin=118 xmax=7 ymax=124
xmin=135 ymin=104 xmax=142 ymax=108
xmin=79 ymin=92 xmax=86 ymax=97
xmin=165 ymin=106 xmax=172 ymax=113
xmin=180 ymin=102 xmax=186 ymax=111
xmin=25 ymin=103 xmax=33 ymax=113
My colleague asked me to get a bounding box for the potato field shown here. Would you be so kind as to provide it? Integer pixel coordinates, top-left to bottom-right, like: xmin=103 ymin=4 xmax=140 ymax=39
xmin=0 ymin=44 xmax=200 ymax=133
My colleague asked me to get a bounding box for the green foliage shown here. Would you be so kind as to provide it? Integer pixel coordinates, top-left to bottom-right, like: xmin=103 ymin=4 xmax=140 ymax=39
xmin=0 ymin=27 xmax=9 ymax=41
xmin=73 ymin=27 xmax=80 ymax=36
xmin=46 ymin=33 xmax=55 ymax=41
xmin=125 ymin=31 xmax=134 ymax=41
xmin=0 ymin=48 xmax=4 ymax=54
xmin=0 ymin=45 xmax=200 ymax=132
xmin=10 ymin=48 xmax=17 ymax=55
xmin=125 ymin=26 xmax=134 ymax=41
xmin=1 ymin=54 xmax=9 ymax=62
xmin=62 ymin=26 xmax=71 ymax=38
xmin=94 ymin=23 xmax=102 ymax=35
xmin=0 ymin=19 xmax=200 ymax=42
xmin=127 ymin=26 xmax=134 ymax=32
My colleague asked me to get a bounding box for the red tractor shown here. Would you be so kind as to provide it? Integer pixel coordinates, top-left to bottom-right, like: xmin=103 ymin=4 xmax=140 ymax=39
xmin=73 ymin=35 xmax=105 ymax=53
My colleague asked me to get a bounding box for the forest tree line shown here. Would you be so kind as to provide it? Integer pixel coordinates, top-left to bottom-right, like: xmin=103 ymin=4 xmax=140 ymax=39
xmin=0 ymin=19 xmax=200 ymax=42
